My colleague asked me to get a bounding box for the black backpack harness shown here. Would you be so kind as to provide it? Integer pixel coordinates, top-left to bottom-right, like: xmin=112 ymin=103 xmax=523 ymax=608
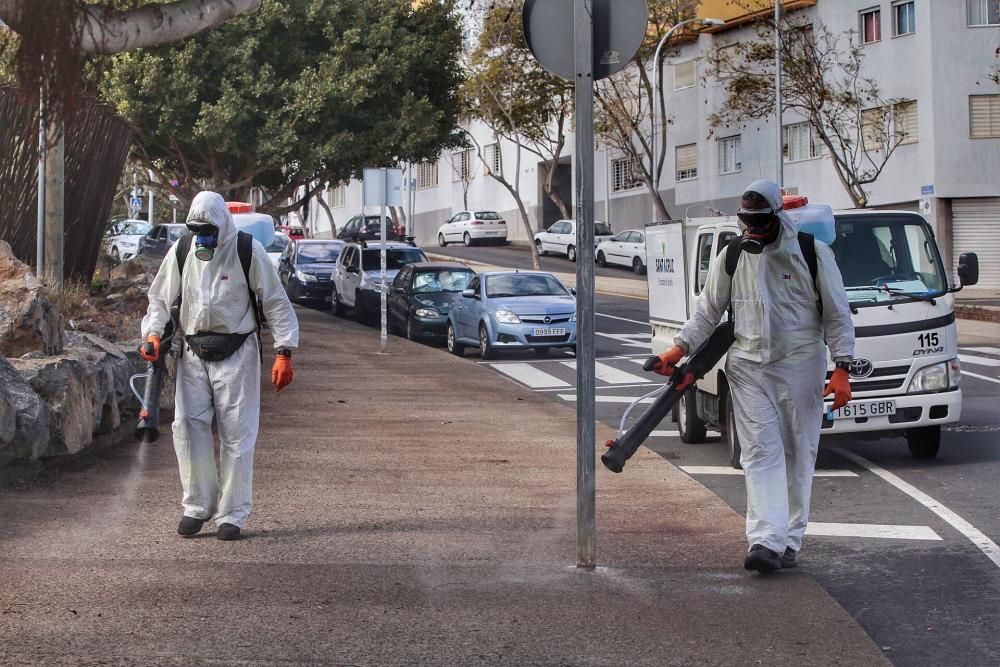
xmin=175 ymin=230 xmax=262 ymax=362
xmin=724 ymin=231 xmax=823 ymax=315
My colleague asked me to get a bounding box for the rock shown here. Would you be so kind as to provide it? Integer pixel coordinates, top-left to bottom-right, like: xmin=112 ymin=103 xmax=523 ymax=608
xmin=0 ymin=354 xmax=49 ymax=466
xmin=109 ymin=254 xmax=161 ymax=282
xmin=106 ymin=293 xmax=125 ymax=302
xmin=0 ymin=241 xmax=63 ymax=357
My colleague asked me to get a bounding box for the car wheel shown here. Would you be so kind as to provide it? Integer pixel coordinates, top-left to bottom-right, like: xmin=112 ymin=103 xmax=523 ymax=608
xmin=633 ymin=256 xmax=646 ymax=275
xmin=596 ymin=251 xmax=607 ymax=267
xmin=723 ymin=390 xmax=742 ymax=470
xmin=438 ymin=233 xmax=447 ymax=247
xmin=535 ymin=240 xmax=547 ymax=256
xmin=331 ymin=286 xmax=345 ymax=316
xmin=479 ymin=324 xmax=495 ymax=360
xmin=464 ymin=232 xmax=473 ymax=247
xmin=906 ymin=425 xmax=941 ymax=459
xmin=567 ymin=245 xmax=576 ymax=262
xmin=568 ymin=345 xmax=577 ymax=357
xmin=447 ymin=322 xmax=464 ymax=356
xmin=677 ymin=388 xmax=707 ymax=444
xmin=110 ymin=246 xmax=120 ymax=262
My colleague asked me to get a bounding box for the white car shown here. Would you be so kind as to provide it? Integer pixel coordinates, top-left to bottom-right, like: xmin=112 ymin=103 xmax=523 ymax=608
xmin=330 ymin=240 xmax=428 ymax=320
xmin=104 ymin=219 xmax=151 ymax=261
xmin=533 ymin=219 xmax=614 ymax=262
xmin=437 ymin=210 xmax=508 ymax=247
xmin=265 ymin=232 xmax=290 ymax=268
xmin=596 ymin=228 xmax=647 ymax=274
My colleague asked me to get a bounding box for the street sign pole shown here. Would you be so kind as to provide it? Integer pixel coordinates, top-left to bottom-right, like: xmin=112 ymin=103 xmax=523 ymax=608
xmin=574 ymin=0 xmax=596 ymax=570
xmin=380 ymin=169 xmax=388 ymax=354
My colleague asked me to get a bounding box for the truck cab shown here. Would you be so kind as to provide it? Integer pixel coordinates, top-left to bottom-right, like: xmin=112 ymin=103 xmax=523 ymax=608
xmin=646 ymin=207 xmax=980 ymax=467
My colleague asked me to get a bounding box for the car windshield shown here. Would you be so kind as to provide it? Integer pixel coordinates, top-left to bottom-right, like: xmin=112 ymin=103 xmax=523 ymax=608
xmin=595 ymin=223 xmax=613 ymax=235
xmin=167 ymin=227 xmax=185 ymax=241
xmin=485 ymin=274 xmax=569 ymax=298
xmin=412 ymin=269 xmax=474 ymax=294
xmin=125 ymin=222 xmax=151 ymax=235
xmin=831 ymin=215 xmax=948 ymax=304
xmin=266 ymin=235 xmax=290 ymax=253
xmin=362 ymin=247 xmax=427 ymax=271
xmin=296 ymin=243 xmax=342 ymax=263
xmin=473 ymin=211 xmax=502 ymax=220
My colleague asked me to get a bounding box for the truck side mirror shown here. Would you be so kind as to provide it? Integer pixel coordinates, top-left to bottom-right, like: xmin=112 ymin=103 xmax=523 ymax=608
xmin=957 ymin=252 xmax=979 ymax=287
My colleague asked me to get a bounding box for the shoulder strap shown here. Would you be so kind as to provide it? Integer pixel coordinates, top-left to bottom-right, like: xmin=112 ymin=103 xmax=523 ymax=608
xmin=797 ymin=231 xmax=822 ymax=315
xmin=724 ymin=236 xmax=742 ymax=277
xmin=173 ymin=233 xmax=193 ymax=310
xmin=237 ymin=231 xmax=263 ymax=362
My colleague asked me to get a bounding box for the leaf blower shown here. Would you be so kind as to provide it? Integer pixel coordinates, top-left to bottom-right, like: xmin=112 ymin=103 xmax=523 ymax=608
xmin=129 ymin=309 xmax=178 ymax=443
xmin=601 ymin=320 xmax=735 ymax=473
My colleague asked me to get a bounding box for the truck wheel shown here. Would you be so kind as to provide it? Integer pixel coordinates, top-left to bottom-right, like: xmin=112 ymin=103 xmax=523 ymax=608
xmin=906 ymin=425 xmax=941 ymax=459
xmin=678 ymin=388 xmax=707 ymax=444
xmin=723 ymin=391 xmax=742 ymax=470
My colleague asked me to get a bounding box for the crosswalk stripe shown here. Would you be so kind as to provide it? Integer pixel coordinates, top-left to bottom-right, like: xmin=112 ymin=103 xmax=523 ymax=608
xmin=960 ymin=347 xmax=1000 ymax=356
xmin=679 ymin=465 xmax=857 ymax=477
xmin=958 ymin=354 xmax=1000 ymax=368
xmin=489 ymin=363 xmax=570 ymax=388
xmin=562 ymin=360 xmax=650 ymax=385
xmin=806 ymin=522 xmax=941 ymax=541
xmin=558 ymin=394 xmax=655 ymax=404
xmin=595 ymin=332 xmax=651 ymax=349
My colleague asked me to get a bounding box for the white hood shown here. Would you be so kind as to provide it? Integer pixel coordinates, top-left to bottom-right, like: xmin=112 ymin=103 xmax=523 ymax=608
xmin=742 ymin=178 xmax=797 ymax=241
xmin=186 ymin=191 xmax=237 ymax=246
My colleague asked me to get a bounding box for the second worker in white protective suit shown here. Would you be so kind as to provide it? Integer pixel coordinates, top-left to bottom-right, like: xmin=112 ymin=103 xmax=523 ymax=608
xmin=652 ymin=179 xmax=855 ymax=573
xmin=140 ymin=191 xmax=299 ymax=541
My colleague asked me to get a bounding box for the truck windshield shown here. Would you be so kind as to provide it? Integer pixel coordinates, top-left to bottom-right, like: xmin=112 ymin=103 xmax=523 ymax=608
xmin=831 ymin=215 xmax=947 ymax=304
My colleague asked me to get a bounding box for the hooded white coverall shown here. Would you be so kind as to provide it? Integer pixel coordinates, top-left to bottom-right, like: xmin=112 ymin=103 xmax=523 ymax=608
xmin=142 ymin=192 xmax=299 ymax=528
xmin=675 ymin=180 xmax=854 ymax=555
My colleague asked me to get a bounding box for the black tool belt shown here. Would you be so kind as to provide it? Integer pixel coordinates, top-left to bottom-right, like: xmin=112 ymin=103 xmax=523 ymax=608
xmin=186 ymin=331 xmax=252 ymax=362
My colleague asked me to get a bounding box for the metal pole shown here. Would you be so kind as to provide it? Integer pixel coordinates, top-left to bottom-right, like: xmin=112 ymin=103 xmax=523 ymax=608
xmin=148 ymin=188 xmax=155 ymax=224
xmin=379 ymin=169 xmax=388 ymax=354
xmin=574 ymin=0 xmax=596 ymax=569
xmin=36 ymin=98 xmax=46 ymax=278
xmin=775 ymin=0 xmax=783 ymax=187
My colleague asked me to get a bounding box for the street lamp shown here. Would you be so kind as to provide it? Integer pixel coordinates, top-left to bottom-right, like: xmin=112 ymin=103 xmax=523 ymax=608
xmin=651 ymin=17 xmax=725 ymax=192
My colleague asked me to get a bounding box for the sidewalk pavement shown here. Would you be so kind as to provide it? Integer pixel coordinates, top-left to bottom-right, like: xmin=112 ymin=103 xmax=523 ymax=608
xmin=0 ymin=308 xmax=887 ymax=665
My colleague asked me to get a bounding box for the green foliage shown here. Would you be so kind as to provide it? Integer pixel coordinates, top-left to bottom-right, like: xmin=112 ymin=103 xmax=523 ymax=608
xmin=0 ymin=27 xmax=19 ymax=84
xmin=98 ymin=0 xmax=464 ymax=212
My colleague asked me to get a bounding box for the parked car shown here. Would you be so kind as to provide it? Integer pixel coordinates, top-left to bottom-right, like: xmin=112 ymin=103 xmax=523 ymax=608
xmin=265 ymin=232 xmax=291 ymax=268
xmin=436 ymin=210 xmax=507 ymax=247
xmin=337 ymin=214 xmax=402 ymax=242
xmin=447 ymin=271 xmax=577 ymax=360
xmin=596 ymin=228 xmax=647 ymax=274
xmin=330 ymin=240 xmax=428 ymax=320
xmin=104 ymin=219 xmax=151 ymax=261
xmin=137 ymin=223 xmax=187 ymax=259
xmin=275 ymin=225 xmax=307 ymax=240
xmin=387 ymin=262 xmax=476 ymax=341
xmin=277 ymin=239 xmax=344 ymax=306
xmin=533 ymin=219 xmax=614 ymax=262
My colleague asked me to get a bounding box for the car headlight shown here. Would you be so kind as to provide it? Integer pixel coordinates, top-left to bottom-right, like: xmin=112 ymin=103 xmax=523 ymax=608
xmin=295 ymin=270 xmax=317 ymax=283
xmin=414 ymin=308 xmax=438 ymax=318
xmin=907 ymin=361 xmax=950 ymax=393
xmin=494 ymin=310 xmax=521 ymax=324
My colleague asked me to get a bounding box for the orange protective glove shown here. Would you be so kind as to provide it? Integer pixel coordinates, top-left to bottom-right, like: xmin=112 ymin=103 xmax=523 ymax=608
xmin=823 ymin=367 xmax=852 ymax=411
xmin=139 ymin=334 xmax=160 ymax=363
xmin=651 ymin=345 xmax=686 ymax=377
xmin=271 ymin=355 xmax=293 ymax=394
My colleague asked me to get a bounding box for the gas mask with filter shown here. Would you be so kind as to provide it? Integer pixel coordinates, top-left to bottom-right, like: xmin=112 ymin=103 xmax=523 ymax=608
xmin=186 ymin=222 xmax=219 ymax=261
xmin=736 ymin=191 xmax=781 ymax=255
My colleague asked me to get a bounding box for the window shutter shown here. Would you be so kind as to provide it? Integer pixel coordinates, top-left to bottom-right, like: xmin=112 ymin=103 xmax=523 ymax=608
xmin=674 ymin=61 xmax=695 ymax=89
xmin=676 ymin=144 xmax=698 ymax=180
xmin=970 ymin=95 xmax=1000 ymax=138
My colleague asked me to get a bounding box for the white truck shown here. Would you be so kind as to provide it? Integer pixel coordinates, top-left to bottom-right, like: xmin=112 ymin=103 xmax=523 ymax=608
xmin=645 ymin=203 xmax=981 ymax=467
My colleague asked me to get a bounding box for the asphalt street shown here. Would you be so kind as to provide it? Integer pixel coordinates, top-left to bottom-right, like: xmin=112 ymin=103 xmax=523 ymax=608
xmin=345 ymin=246 xmax=1000 ymax=666
xmin=431 ymin=242 xmax=647 ymax=282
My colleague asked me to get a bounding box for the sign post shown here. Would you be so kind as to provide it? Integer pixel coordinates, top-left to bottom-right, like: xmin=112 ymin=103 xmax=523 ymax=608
xmin=363 ymin=167 xmax=404 ymax=353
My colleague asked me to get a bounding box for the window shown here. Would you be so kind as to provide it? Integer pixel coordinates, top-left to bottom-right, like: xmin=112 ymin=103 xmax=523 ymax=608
xmin=893 ymin=100 xmax=918 ymax=144
xmin=970 ymin=95 xmax=1000 ymax=138
xmin=452 ymin=149 xmax=472 ymax=181
xmin=783 ymin=122 xmax=825 ymax=162
xmin=329 ymin=183 xmax=345 ymax=208
xmin=675 ymin=144 xmax=698 ymax=181
xmin=717 ymin=135 xmax=741 ymax=174
xmin=673 ymin=60 xmax=695 ymax=90
xmin=893 ymin=1 xmax=915 ymax=35
xmin=860 ymin=7 xmax=881 ymax=43
xmin=611 ymin=156 xmax=642 ymax=192
xmin=485 ymin=143 xmax=502 ymax=175
xmin=694 ymin=233 xmax=713 ymax=294
xmin=968 ymin=0 xmax=1000 ymax=26
xmin=861 ymin=107 xmax=887 ymax=151
xmin=417 ymin=160 xmax=438 ymax=189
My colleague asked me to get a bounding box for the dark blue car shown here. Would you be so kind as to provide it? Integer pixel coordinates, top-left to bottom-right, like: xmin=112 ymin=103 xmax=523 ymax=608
xmin=277 ymin=239 xmax=345 ymax=306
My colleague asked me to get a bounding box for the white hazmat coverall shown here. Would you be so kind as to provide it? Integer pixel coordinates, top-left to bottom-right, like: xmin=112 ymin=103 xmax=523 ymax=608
xmin=675 ymin=180 xmax=854 ymax=554
xmin=142 ymin=192 xmax=299 ymax=528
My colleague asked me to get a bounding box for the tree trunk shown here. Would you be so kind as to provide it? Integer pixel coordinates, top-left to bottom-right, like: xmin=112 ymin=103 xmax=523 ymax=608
xmin=541 ymin=160 xmax=571 ymax=220
xmin=641 ymin=174 xmax=671 ymax=221
xmin=43 ymin=120 xmax=65 ymax=290
xmin=315 ymin=190 xmax=336 ymax=236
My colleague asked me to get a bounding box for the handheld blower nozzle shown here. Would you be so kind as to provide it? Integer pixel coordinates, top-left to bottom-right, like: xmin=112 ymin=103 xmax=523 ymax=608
xmin=601 ymin=321 xmax=736 ymax=474
xmin=131 ymin=310 xmax=178 ymax=443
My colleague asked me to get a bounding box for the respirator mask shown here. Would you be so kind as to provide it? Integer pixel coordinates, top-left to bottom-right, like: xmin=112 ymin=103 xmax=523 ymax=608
xmin=187 ymin=222 xmax=219 ymax=261
xmin=736 ymin=191 xmax=781 ymax=255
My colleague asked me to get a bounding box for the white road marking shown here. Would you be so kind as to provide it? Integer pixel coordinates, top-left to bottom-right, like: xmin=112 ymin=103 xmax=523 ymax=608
xmin=595 ymin=332 xmax=651 ymax=349
xmin=596 ymin=312 xmax=650 ymax=327
xmin=650 ymin=430 xmax=677 ymax=437
xmin=958 ymin=354 xmax=1000 ymax=368
xmin=679 ymin=465 xmax=857 ymax=478
xmin=558 ymin=394 xmax=655 ymax=404
xmin=806 ymin=522 xmax=941 ymax=541
xmin=562 ymin=360 xmax=650 ymax=385
xmin=834 ymin=447 xmax=1000 ymax=569
xmin=963 ymin=370 xmax=1000 ymax=385
xmin=960 ymin=347 xmax=1000 ymax=355
xmin=488 ymin=363 xmax=570 ymax=388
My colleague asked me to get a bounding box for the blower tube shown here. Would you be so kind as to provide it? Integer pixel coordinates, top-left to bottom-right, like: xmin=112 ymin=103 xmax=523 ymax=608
xmin=133 ymin=312 xmax=178 ymax=443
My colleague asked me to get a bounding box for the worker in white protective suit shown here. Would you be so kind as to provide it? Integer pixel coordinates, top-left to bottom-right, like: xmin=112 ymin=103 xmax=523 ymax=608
xmin=652 ymin=179 xmax=854 ymax=573
xmin=140 ymin=191 xmax=299 ymax=541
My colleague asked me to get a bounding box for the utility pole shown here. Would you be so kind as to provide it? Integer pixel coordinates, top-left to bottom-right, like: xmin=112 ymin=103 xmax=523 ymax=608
xmin=775 ymin=0 xmax=784 ymax=188
xmin=43 ymin=121 xmax=65 ymax=289
xmin=36 ymin=99 xmax=46 ymax=279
